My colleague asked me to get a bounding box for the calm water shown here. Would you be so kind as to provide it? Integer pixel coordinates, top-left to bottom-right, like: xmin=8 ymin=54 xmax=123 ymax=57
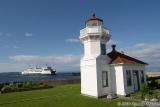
xmin=0 ymin=72 xmax=80 ymax=83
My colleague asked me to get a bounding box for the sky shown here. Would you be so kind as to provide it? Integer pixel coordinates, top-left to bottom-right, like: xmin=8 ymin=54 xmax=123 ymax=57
xmin=0 ymin=0 xmax=160 ymax=72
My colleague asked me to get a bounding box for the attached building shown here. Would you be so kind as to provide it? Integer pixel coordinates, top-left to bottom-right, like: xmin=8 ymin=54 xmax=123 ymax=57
xmin=80 ymin=13 xmax=147 ymax=98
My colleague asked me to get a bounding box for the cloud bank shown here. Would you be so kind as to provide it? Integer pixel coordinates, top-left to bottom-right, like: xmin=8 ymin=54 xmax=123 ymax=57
xmin=65 ymin=38 xmax=80 ymax=43
xmin=121 ymin=43 xmax=160 ymax=70
xmin=7 ymin=55 xmax=81 ymax=72
xmin=0 ymin=41 xmax=160 ymax=73
xmin=25 ymin=32 xmax=33 ymax=37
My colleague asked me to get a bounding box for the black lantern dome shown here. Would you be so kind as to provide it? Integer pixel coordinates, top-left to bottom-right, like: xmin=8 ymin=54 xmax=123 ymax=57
xmin=85 ymin=13 xmax=103 ymax=26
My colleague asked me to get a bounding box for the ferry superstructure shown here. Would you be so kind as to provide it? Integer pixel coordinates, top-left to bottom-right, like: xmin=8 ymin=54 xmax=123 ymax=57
xmin=22 ymin=66 xmax=56 ymax=75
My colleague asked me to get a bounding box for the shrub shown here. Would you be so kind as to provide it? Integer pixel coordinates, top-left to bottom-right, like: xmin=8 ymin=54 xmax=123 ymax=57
xmin=1 ymin=81 xmax=51 ymax=94
xmin=9 ymin=83 xmax=14 ymax=87
xmin=140 ymin=84 xmax=149 ymax=99
xmin=148 ymin=79 xmax=159 ymax=89
xmin=0 ymin=84 xmax=4 ymax=90
xmin=42 ymin=82 xmax=48 ymax=87
xmin=152 ymin=90 xmax=159 ymax=99
xmin=16 ymin=83 xmax=23 ymax=88
xmin=1 ymin=85 xmax=15 ymax=93
xmin=25 ymin=81 xmax=33 ymax=88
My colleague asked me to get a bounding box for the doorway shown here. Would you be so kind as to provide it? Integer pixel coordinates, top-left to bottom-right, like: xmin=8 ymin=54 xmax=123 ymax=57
xmin=133 ymin=70 xmax=140 ymax=91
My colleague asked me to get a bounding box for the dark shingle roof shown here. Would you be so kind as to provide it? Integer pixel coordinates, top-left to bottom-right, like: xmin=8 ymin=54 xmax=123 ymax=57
xmin=107 ymin=45 xmax=148 ymax=65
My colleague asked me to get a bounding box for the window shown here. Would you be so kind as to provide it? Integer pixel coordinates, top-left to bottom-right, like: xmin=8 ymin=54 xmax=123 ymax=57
xmin=126 ymin=70 xmax=132 ymax=86
xmin=102 ymin=71 xmax=108 ymax=87
xmin=86 ymin=20 xmax=97 ymax=26
xmin=101 ymin=44 xmax=106 ymax=55
xmin=91 ymin=22 xmax=97 ymax=26
xmin=141 ymin=70 xmax=145 ymax=83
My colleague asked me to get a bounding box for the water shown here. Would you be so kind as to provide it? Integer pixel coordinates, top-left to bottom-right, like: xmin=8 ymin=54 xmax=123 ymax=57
xmin=0 ymin=72 xmax=80 ymax=83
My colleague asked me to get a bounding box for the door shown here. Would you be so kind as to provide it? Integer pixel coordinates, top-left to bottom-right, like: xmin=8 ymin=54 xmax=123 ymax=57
xmin=133 ymin=71 xmax=140 ymax=91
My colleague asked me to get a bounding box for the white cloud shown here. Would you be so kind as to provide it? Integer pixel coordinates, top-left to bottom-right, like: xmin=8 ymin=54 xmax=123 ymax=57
xmin=3 ymin=45 xmax=10 ymax=49
xmin=25 ymin=32 xmax=33 ymax=37
xmin=13 ymin=45 xmax=20 ymax=49
xmin=8 ymin=54 xmax=81 ymax=72
xmin=134 ymin=43 xmax=145 ymax=47
xmin=0 ymin=32 xmax=13 ymax=37
xmin=5 ymin=33 xmax=12 ymax=37
xmin=1 ymin=42 xmax=159 ymax=72
xmin=65 ymin=38 xmax=79 ymax=43
xmin=0 ymin=63 xmax=26 ymax=72
xmin=107 ymin=39 xmax=121 ymax=45
xmin=121 ymin=43 xmax=160 ymax=70
xmin=0 ymin=45 xmax=20 ymax=49
xmin=9 ymin=55 xmax=80 ymax=63
xmin=0 ymin=32 xmax=3 ymax=36
xmin=106 ymin=39 xmax=122 ymax=52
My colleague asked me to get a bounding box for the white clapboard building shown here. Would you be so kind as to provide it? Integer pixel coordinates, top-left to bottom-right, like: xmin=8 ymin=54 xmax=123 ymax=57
xmin=79 ymin=13 xmax=148 ymax=98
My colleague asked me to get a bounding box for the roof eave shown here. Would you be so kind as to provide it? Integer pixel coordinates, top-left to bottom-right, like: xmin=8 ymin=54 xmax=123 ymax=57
xmin=110 ymin=63 xmax=147 ymax=66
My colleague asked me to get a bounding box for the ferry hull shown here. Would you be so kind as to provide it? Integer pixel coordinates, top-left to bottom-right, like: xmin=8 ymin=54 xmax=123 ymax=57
xmin=21 ymin=66 xmax=56 ymax=75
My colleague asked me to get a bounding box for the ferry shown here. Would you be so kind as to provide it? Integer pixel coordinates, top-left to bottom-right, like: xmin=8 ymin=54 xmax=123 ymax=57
xmin=22 ymin=66 xmax=56 ymax=75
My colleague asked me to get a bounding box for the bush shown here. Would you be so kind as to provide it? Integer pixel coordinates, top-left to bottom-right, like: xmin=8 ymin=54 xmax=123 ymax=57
xmin=25 ymin=81 xmax=32 ymax=88
xmin=1 ymin=85 xmax=15 ymax=93
xmin=1 ymin=81 xmax=51 ymax=94
xmin=42 ymin=82 xmax=48 ymax=87
xmin=16 ymin=83 xmax=23 ymax=88
xmin=140 ymin=83 xmax=160 ymax=101
xmin=140 ymin=84 xmax=149 ymax=99
xmin=148 ymin=78 xmax=159 ymax=89
xmin=152 ymin=90 xmax=159 ymax=99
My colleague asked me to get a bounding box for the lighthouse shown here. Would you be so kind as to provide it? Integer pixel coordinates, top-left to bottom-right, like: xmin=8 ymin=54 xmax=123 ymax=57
xmin=79 ymin=14 xmax=147 ymax=98
xmin=79 ymin=13 xmax=111 ymax=97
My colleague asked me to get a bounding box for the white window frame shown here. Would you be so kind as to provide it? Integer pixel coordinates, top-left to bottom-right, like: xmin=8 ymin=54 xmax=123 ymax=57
xmin=126 ymin=70 xmax=132 ymax=86
xmin=102 ymin=71 xmax=108 ymax=87
xmin=141 ymin=70 xmax=145 ymax=83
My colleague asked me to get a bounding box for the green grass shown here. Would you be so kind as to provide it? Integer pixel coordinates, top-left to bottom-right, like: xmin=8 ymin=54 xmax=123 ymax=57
xmin=158 ymin=79 xmax=160 ymax=84
xmin=130 ymin=91 xmax=142 ymax=100
xmin=0 ymin=84 xmax=140 ymax=107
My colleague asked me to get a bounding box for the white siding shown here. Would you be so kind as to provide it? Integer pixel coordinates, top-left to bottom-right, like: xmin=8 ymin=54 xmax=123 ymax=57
xmin=96 ymin=55 xmax=111 ymax=97
xmin=83 ymin=40 xmax=101 ymax=58
xmin=80 ymin=18 xmax=110 ymax=98
xmin=123 ymin=64 xmax=146 ymax=95
xmin=80 ymin=58 xmax=98 ymax=97
xmin=112 ymin=65 xmax=126 ymax=96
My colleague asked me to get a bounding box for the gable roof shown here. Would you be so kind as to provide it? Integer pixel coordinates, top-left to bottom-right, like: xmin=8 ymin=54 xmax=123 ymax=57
xmin=107 ymin=45 xmax=148 ymax=65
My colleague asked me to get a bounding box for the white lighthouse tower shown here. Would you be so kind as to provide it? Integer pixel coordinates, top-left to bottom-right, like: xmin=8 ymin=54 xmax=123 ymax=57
xmin=80 ymin=13 xmax=111 ymax=97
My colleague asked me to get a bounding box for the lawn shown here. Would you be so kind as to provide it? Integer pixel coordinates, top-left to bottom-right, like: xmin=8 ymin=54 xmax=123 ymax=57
xmin=0 ymin=84 xmax=140 ymax=107
xmin=158 ymin=79 xmax=160 ymax=84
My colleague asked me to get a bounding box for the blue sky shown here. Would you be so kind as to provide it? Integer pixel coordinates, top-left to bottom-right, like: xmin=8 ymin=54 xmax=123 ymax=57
xmin=0 ymin=0 xmax=160 ymax=72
